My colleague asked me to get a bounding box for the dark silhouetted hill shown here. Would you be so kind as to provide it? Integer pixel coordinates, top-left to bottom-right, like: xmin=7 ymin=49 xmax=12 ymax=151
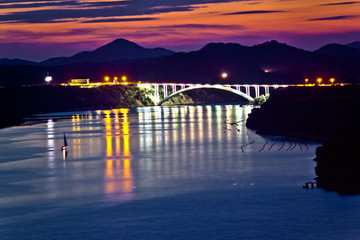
xmin=40 ymin=38 xmax=174 ymax=66
xmin=122 ymin=40 xmax=360 ymax=84
xmin=314 ymin=43 xmax=360 ymax=59
xmin=1 ymin=40 xmax=360 ymax=86
xmin=0 ymin=58 xmax=38 ymax=66
xmin=347 ymin=41 xmax=360 ymax=50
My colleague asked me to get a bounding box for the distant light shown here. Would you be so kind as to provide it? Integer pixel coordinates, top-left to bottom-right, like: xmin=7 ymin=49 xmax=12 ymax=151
xmin=45 ymin=76 xmax=52 ymax=83
xmin=317 ymin=78 xmax=322 ymax=85
xmin=105 ymin=76 xmax=110 ymax=82
xmin=263 ymin=69 xmax=270 ymax=73
xmin=122 ymin=76 xmax=127 ymax=81
xmin=221 ymin=73 xmax=228 ymax=79
xmin=330 ymin=78 xmax=335 ymax=84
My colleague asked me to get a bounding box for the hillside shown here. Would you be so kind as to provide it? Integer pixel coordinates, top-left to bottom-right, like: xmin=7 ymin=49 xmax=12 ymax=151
xmin=314 ymin=43 xmax=360 ymax=59
xmin=40 ymin=38 xmax=174 ymax=66
xmin=1 ymin=39 xmax=360 ymax=86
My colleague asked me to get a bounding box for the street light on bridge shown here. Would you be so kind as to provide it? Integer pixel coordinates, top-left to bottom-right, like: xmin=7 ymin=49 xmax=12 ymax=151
xmin=330 ymin=78 xmax=335 ymax=85
xmin=221 ymin=72 xmax=228 ymax=79
xmin=317 ymin=78 xmax=322 ymax=86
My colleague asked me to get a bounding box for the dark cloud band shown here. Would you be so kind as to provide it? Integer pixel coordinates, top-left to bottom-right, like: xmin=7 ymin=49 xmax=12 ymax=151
xmin=222 ymin=10 xmax=285 ymax=15
xmin=318 ymin=1 xmax=360 ymax=6
xmin=308 ymin=15 xmax=357 ymax=21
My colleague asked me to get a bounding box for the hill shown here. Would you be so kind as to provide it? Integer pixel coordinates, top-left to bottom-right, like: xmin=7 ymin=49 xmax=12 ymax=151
xmin=121 ymin=40 xmax=359 ymax=84
xmin=347 ymin=41 xmax=360 ymax=50
xmin=40 ymin=38 xmax=174 ymax=66
xmin=0 ymin=58 xmax=38 ymax=66
xmin=314 ymin=43 xmax=360 ymax=59
xmin=1 ymin=40 xmax=360 ymax=86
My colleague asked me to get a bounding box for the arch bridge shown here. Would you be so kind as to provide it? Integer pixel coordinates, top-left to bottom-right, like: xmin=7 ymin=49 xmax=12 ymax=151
xmin=138 ymin=83 xmax=289 ymax=105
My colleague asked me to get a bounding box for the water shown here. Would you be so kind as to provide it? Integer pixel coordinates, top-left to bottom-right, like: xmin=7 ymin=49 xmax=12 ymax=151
xmin=0 ymin=104 xmax=359 ymax=240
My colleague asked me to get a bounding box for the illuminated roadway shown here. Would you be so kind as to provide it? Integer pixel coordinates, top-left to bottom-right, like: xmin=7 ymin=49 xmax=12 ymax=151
xmin=137 ymin=83 xmax=290 ymax=105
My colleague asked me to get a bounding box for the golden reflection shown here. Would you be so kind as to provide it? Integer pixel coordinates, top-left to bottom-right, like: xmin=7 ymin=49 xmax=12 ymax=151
xmin=71 ymin=114 xmax=82 ymax=158
xmin=46 ymin=119 xmax=55 ymax=168
xmin=103 ymin=108 xmax=134 ymax=200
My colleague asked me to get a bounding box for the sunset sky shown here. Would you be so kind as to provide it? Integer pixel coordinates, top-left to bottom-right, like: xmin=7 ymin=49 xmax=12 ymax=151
xmin=0 ymin=0 xmax=359 ymax=61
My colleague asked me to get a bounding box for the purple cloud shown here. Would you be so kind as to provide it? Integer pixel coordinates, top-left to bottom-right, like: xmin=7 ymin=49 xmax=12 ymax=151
xmin=308 ymin=15 xmax=357 ymax=21
xmin=222 ymin=10 xmax=286 ymax=15
xmin=318 ymin=1 xmax=360 ymax=6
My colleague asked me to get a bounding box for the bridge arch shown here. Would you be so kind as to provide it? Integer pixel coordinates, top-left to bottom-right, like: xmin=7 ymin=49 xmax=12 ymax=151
xmin=157 ymin=85 xmax=254 ymax=106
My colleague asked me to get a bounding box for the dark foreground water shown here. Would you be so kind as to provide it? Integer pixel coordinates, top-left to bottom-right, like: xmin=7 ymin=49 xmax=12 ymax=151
xmin=0 ymin=104 xmax=359 ymax=240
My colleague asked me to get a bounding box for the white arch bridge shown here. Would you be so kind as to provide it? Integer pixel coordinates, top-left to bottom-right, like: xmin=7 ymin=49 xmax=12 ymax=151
xmin=137 ymin=83 xmax=289 ymax=105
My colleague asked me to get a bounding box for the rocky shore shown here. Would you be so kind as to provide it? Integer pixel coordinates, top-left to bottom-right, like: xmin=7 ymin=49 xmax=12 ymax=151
xmin=0 ymin=85 xmax=153 ymax=128
xmin=0 ymin=85 xmax=248 ymax=129
xmin=246 ymin=85 xmax=360 ymax=194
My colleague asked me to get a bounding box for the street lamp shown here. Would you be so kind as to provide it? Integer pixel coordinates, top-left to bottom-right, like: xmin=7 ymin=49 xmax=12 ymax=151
xmin=221 ymin=72 xmax=228 ymax=79
xmin=104 ymin=76 xmax=110 ymax=82
xmin=122 ymin=76 xmax=127 ymax=81
xmin=305 ymin=78 xmax=309 ymax=85
xmin=330 ymin=78 xmax=335 ymax=85
xmin=317 ymin=78 xmax=322 ymax=86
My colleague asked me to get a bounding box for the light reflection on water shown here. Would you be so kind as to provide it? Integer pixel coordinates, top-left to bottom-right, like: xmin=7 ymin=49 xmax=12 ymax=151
xmin=38 ymin=104 xmax=255 ymax=203
xmin=3 ymin=104 xmax=360 ymax=239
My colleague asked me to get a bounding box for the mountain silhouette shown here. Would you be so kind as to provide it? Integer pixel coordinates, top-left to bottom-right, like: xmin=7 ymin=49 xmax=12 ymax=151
xmin=40 ymin=38 xmax=174 ymax=66
xmin=1 ymin=39 xmax=360 ymax=86
xmin=121 ymin=40 xmax=351 ymax=84
xmin=0 ymin=58 xmax=38 ymax=66
xmin=347 ymin=41 xmax=360 ymax=50
xmin=314 ymin=43 xmax=360 ymax=59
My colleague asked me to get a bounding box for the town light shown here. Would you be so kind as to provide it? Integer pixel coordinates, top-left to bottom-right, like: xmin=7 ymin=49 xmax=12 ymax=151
xmin=317 ymin=78 xmax=322 ymax=86
xmin=330 ymin=78 xmax=335 ymax=85
xmin=45 ymin=76 xmax=52 ymax=83
xmin=221 ymin=72 xmax=228 ymax=79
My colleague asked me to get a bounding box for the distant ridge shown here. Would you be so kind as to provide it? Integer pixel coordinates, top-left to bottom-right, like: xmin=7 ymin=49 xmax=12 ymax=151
xmin=40 ymin=38 xmax=175 ymax=66
xmin=0 ymin=58 xmax=38 ymax=66
xmin=1 ymin=39 xmax=360 ymax=86
xmin=314 ymin=43 xmax=360 ymax=59
xmin=347 ymin=41 xmax=360 ymax=50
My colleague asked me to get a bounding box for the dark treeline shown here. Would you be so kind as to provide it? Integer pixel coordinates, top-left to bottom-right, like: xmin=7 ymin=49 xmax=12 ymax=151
xmin=246 ymin=85 xmax=360 ymax=194
xmin=1 ymin=41 xmax=360 ymax=86
xmin=0 ymin=85 xmax=152 ymax=128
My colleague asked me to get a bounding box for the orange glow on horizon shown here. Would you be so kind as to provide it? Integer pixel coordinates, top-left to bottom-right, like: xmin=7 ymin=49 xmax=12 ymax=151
xmin=1 ymin=0 xmax=359 ymax=54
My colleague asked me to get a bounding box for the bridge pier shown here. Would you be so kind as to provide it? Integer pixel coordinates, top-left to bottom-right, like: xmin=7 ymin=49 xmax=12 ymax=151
xmin=154 ymin=84 xmax=160 ymax=104
xmin=245 ymin=85 xmax=250 ymax=96
xmin=264 ymin=86 xmax=270 ymax=95
xmin=163 ymin=84 xmax=168 ymax=98
xmin=254 ymin=86 xmax=260 ymax=98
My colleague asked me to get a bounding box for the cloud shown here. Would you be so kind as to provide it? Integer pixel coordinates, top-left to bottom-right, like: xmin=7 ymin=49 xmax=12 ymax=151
xmin=0 ymin=0 xmax=240 ymax=23
xmin=223 ymin=10 xmax=285 ymax=15
xmin=308 ymin=15 xmax=357 ymax=21
xmin=318 ymin=1 xmax=360 ymax=6
xmin=0 ymin=28 xmax=98 ymax=40
xmin=82 ymin=17 xmax=158 ymax=23
xmin=156 ymin=24 xmax=245 ymax=30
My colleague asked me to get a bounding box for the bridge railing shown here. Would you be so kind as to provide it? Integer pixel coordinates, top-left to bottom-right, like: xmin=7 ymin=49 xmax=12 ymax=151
xmin=137 ymin=83 xmax=289 ymax=105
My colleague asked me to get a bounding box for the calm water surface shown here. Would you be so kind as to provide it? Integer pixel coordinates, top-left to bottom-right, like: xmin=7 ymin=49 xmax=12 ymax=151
xmin=0 ymin=104 xmax=359 ymax=239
